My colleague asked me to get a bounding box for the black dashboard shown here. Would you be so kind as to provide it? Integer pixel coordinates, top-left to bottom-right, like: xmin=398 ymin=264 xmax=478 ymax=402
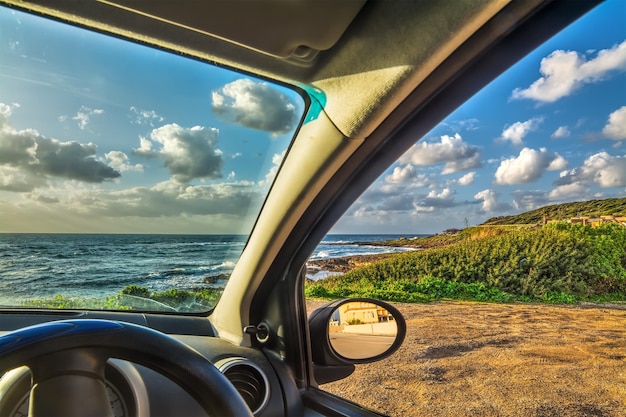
xmin=0 ymin=311 xmax=295 ymax=417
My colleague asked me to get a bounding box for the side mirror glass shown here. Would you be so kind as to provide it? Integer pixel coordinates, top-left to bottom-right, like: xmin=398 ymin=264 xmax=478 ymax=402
xmin=328 ymin=301 xmax=399 ymax=360
xmin=309 ymin=298 xmax=406 ymax=366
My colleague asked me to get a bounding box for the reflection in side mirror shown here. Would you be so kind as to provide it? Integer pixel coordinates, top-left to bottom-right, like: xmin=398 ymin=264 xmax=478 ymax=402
xmin=309 ymin=298 xmax=406 ymax=366
xmin=328 ymin=301 xmax=398 ymax=360
xmin=309 ymin=298 xmax=406 ymax=384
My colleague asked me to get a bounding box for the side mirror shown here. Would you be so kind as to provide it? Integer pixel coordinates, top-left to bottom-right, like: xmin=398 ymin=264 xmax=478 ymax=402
xmin=308 ymin=298 xmax=406 ymax=384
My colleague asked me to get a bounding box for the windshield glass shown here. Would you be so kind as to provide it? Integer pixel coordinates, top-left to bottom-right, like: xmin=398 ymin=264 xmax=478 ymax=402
xmin=0 ymin=7 xmax=306 ymax=312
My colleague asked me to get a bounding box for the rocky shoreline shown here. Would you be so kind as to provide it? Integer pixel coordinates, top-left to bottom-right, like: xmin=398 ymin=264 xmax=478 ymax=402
xmin=306 ymin=252 xmax=397 ymax=274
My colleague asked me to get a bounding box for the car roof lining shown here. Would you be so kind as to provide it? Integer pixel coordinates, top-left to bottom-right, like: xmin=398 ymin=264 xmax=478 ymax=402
xmin=99 ymin=0 xmax=367 ymax=60
xmin=4 ymin=0 xmax=515 ymax=138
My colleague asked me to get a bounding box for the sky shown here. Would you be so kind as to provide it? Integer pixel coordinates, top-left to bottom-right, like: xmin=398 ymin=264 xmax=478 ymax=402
xmin=0 ymin=1 xmax=625 ymax=235
xmin=0 ymin=6 xmax=305 ymax=234
xmin=332 ymin=0 xmax=626 ymax=234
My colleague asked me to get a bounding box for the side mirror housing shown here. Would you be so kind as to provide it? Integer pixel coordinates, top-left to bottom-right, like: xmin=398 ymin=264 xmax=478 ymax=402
xmin=308 ymin=298 xmax=406 ymax=384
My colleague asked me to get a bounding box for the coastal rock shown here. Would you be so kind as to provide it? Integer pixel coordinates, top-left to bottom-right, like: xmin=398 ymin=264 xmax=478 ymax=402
xmin=307 ymin=253 xmax=396 ymax=274
xmin=203 ymin=273 xmax=230 ymax=284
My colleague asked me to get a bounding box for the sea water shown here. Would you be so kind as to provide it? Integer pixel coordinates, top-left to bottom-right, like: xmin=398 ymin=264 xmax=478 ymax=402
xmin=0 ymin=233 xmax=423 ymax=301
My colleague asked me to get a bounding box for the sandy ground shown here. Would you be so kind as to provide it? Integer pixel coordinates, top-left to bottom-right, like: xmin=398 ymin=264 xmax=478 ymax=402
xmin=306 ymin=300 xmax=626 ymax=417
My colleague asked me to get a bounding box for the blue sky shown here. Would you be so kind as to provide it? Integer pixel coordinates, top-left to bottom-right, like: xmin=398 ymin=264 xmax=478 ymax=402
xmin=333 ymin=0 xmax=626 ymax=234
xmin=0 ymin=6 xmax=304 ymax=233
xmin=0 ymin=1 xmax=625 ymax=235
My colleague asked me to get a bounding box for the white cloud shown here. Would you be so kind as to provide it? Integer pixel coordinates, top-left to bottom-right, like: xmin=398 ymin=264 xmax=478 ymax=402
xmin=59 ymin=106 xmax=105 ymax=130
xmin=0 ymin=103 xmax=120 ymax=189
xmin=548 ymin=182 xmax=589 ymax=200
xmin=474 ymin=189 xmax=510 ymax=212
xmin=511 ymin=190 xmax=550 ymax=211
xmin=498 ymin=117 xmax=543 ymax=145
xmin=421 ymin=188 xmax=456 ymax=207
xmin=6 ymin=179 xmax=263 ymax=226
xmin=602 ymin=106 xmax=626 ymax=140
xmin=0 ymin=165 xmax=44 ymax=192
xmin=494 ymin=147 xmax=568 ymax=185
xmin=443 ymin=118 xmax=480 ymax=132
xmin=133 ymin=123 xmax=222 ymax=183
xmin=259 ymin=151 xmax=286 ymax=186
xmin=136 ymin=137 xmax=153 ymax=154
xmin=555 ymin=151 xmax=626 ymax=188
xmin=400 ymin=133 xmax=481 ymax=174
xmin=385 ymin=164 xmax=416 ymax=184
xmin=212 ymin=79 xmax=298 ymax=136
xmin=0 ymin=102 xmax=20 ymax=119
xmin=511 ymin=40 xmax=626 ymax=102
xmin=457 ymin=171 xmax=475 ymax=186
xmin=551 ymin=126 xmax=570 ymax=139
xmin=547 ymin=154 xmax=568 ymax=171
xmin=105 ymin=151 xmax=143 ymax=172
xmin=129 ymin=106 xmax=164 ymax=126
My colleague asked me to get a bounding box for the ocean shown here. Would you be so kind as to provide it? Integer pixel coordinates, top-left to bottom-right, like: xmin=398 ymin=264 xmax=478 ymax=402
xmin=0 ymin=233 xmax=424 ymax=302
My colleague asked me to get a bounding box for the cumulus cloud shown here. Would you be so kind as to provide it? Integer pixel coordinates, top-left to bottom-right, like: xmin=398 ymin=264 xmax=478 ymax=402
xmin=20 ymin=179 xmax=262 ymax=221
xmin=129 ymin=106 xmax=164 ymax=126
xmin=105 ymin=151 xmax=143 ymax=172
xmin=259 ymin=151 xmax=286 ymax=186
xmin=602 ymin=106 xmax=626 ymax=140
xmin=498 ymin=117 xmax=543 ymax=145
xmin=551 ymin=125 xmax=570 ymax=139
xmin=494 ymin=147 xmax=568 ymax=185
xmin=511 ymin=40 xmax=626 ymax=102
xmin=0 ymin=103 xmax=120 ymax=188
xmin=547 ymin=154 xmax=568 ymax=171
xmin=59 ymin=106 xmax=105 ymax=130
xmin=511 ymin=190 xmax=550 ymax=211
xmin=212 ymin=79 xmax=298 ymax=136
xmin=385 ymin=164 xmax=416 ymax=184
xmin=379 ymin=194 xmax=418 ymax=211
xmin=549 ymin=182 xmax=590 ymax=200
xmin=474 ymin=189 xmax=511 ymax=212
xmin=418 ymin=188 xmax=457 ymax=209
xmin=0 ymin=103 xmax=20 ymax=119
xmin=555 ymin=151 xmax=626 ymax=188
xmin=457 ymin=171 xmax=476 ymax=186
xmin=400 ymin=133 xmax=481 ymax=174
xmin=133 ymin=123 xmax=222 ymax=182
xmin=0 ymin=166 xmax=44 ymax=192
xmin=84 ymin=180 xmax=260 ymax=218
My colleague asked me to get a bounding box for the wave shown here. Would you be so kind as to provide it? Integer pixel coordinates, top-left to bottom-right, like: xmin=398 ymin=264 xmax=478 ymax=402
xmin=1 ymin=233 xmax=424 ymax=301
xmin=218 ymin=261 xmax=236 ymax=270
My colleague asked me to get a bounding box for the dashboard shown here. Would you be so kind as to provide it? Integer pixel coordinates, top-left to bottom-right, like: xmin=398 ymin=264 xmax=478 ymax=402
xmin=0 ymin=311 xmax=289 ymax=417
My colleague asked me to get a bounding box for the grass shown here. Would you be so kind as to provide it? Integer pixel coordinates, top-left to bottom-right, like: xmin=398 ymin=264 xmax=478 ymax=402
xmin=20 ymin=284 xmax=221 ymax=311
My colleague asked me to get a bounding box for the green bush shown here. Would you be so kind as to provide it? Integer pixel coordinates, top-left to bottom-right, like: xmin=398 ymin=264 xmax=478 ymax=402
xmin=307 ymin=223 xmax=626 ymax=304
xmin=22 ymin=285 xmax=221 ymax=311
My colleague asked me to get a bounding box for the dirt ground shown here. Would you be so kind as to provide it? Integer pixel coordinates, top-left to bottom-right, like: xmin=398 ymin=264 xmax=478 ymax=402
xmin=307 ymin=300 xmax=626 ymax=417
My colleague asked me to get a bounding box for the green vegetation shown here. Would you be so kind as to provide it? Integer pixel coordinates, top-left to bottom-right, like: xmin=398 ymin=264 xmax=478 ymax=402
xmin=306 ymin=223 xmax=626 ymax=304
xmin=483 ymin=197 xmax=625 ymax=225
xmin=383 ymin=225 xmax=520 ymax=248
xmin=21 ymin=285 xmax=221 ymax=311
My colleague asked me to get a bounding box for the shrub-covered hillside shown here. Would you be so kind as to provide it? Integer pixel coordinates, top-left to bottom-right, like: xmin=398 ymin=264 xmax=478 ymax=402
xmin=306 ymin=223 xmax=626 ymax=304
xmin=483 ymin=197 xmax=626 ymax=225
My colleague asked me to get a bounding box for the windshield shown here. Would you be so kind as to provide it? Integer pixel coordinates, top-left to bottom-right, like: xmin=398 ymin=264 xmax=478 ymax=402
xmin=0 ymin=7 xmax=305 ymax=312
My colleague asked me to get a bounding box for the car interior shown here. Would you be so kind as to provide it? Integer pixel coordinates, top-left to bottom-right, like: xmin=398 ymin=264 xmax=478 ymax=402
xmin=0 ymin=0 xmax=604 ymax=416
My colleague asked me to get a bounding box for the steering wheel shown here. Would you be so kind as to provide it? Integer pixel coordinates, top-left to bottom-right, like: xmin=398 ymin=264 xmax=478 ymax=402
xmin=0 ymin=319 xmax=253 ymax=417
